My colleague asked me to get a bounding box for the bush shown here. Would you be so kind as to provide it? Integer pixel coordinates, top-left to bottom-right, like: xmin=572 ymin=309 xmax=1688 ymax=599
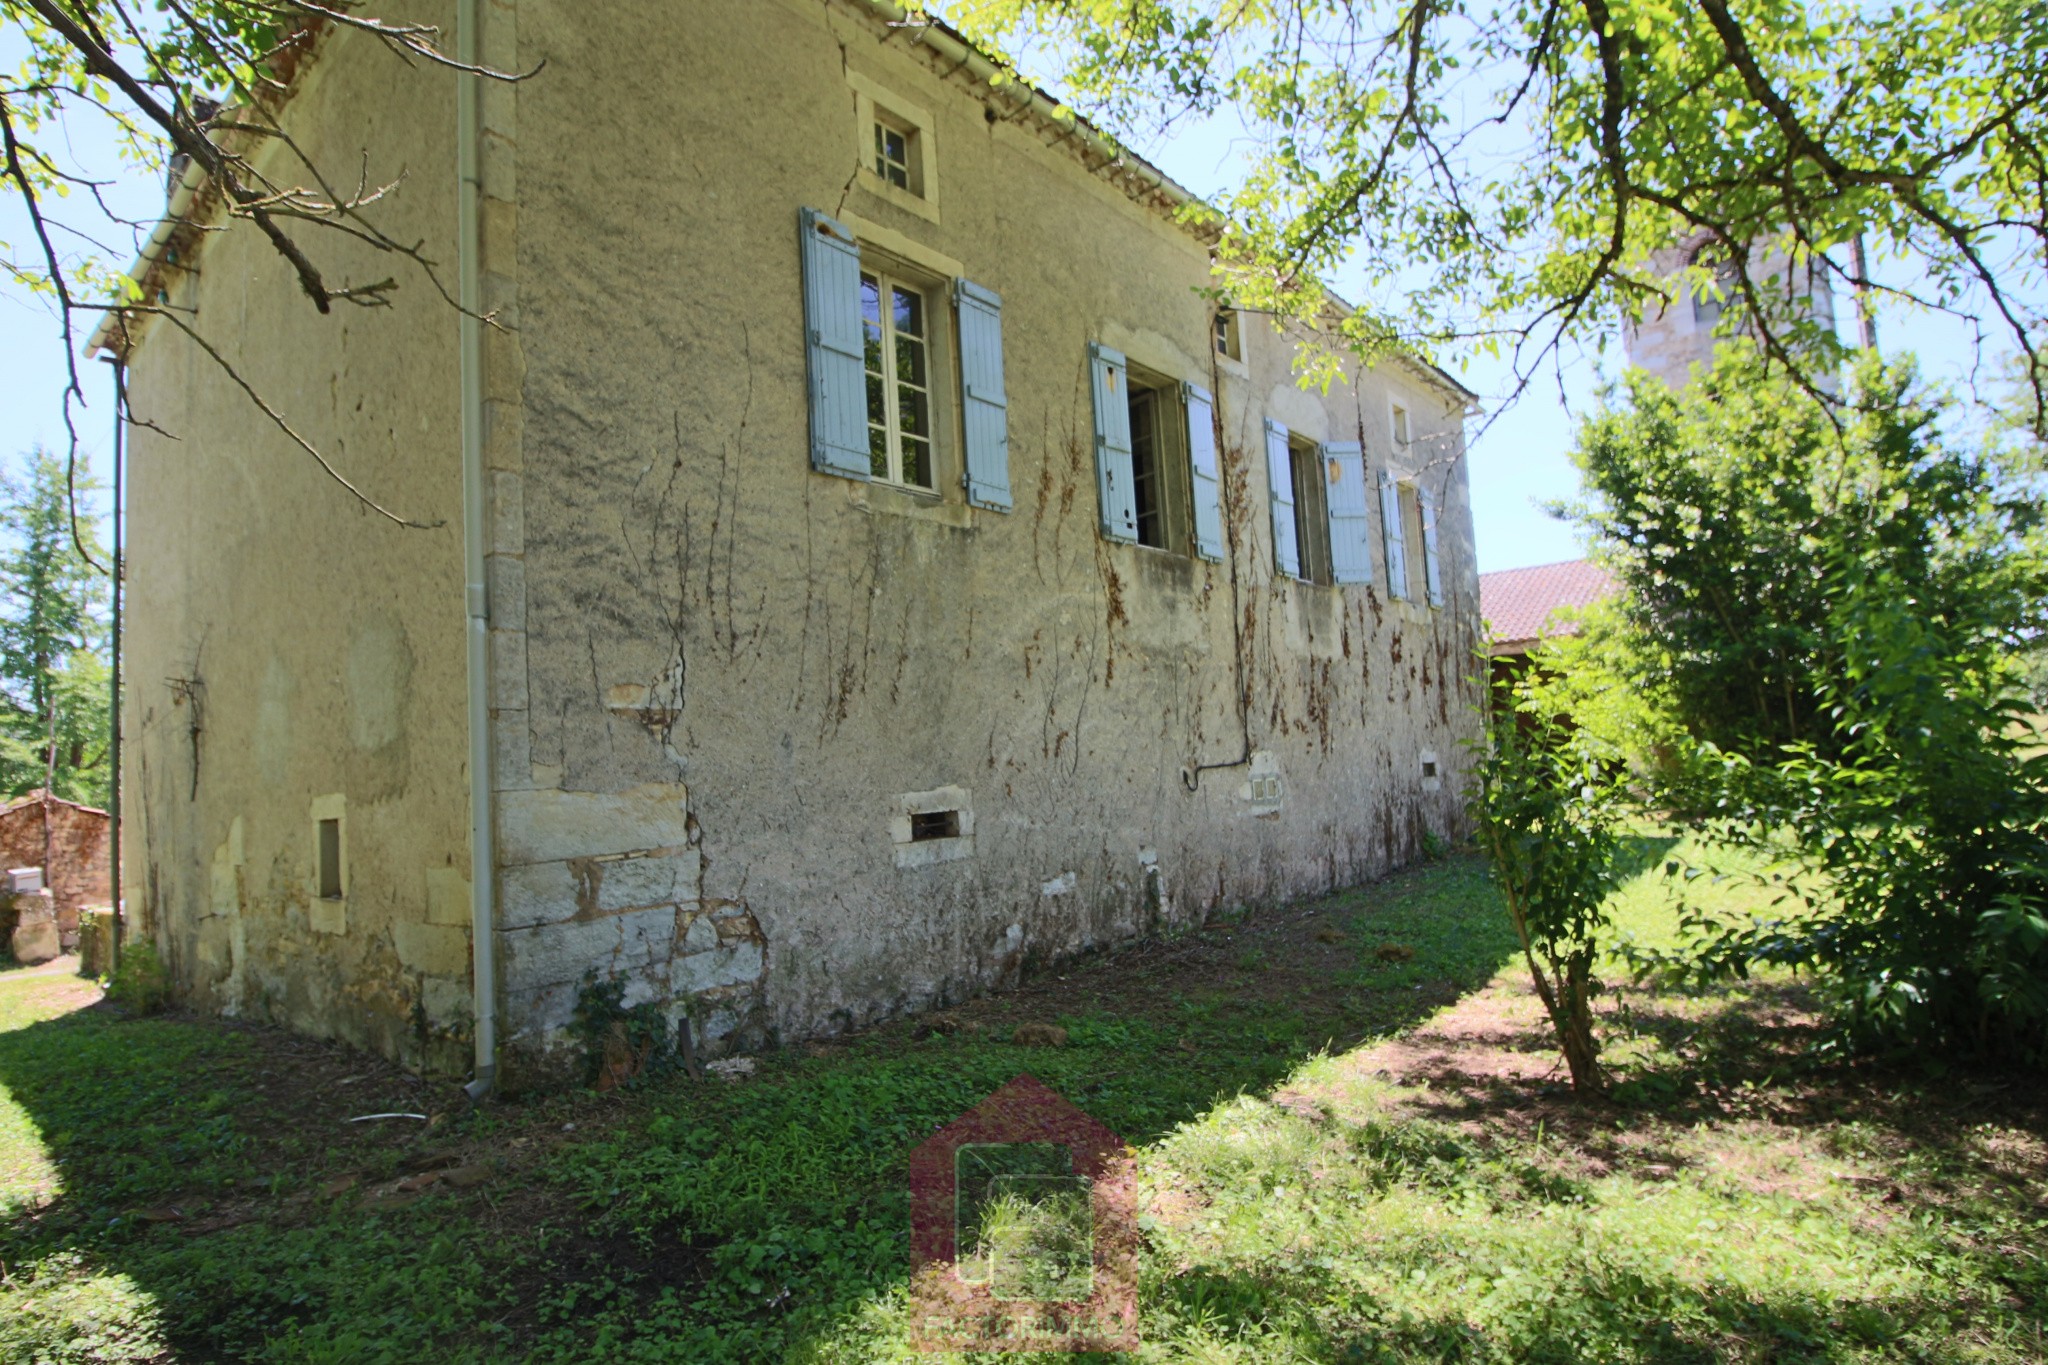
xmin=106 ymin=940 xmax=171 ymax=1015
xmin=1468 ymin=680 xmax=1629 ymax=1094
xmin=1657 ymin=558 xmax=2048 ymax=1060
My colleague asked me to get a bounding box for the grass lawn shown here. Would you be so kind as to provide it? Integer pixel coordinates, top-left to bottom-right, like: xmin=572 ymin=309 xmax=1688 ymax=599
xmin=1 ymin=843 xmax=2043 ymax=1362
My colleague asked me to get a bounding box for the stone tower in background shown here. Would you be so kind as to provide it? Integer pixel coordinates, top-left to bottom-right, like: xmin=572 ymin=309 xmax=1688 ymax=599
xmin=1624 ymin=235 xmax=1839 ymax=391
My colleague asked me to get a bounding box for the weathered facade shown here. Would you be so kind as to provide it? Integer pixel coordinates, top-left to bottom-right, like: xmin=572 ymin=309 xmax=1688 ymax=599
xmin=111 ymin=0 xmax=1484 ymax=1079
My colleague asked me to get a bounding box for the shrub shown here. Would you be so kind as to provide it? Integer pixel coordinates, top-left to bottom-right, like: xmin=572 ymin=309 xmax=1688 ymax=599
xmin=1659 ymin=558 xmax=2048 ymax=1059
xmin=106 ymin=940 xmax=171 ymax=1015
xmin=1468 ymin=682 xmax=1628 ymax=1094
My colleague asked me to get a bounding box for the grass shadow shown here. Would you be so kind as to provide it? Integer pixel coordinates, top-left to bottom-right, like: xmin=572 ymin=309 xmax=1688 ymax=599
xmin=0 ymin=858 xmax=1524 ymax=1362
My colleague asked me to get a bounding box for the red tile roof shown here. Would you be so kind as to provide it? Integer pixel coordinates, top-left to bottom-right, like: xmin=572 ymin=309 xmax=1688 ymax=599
xmin=1480 ymin=559 xmax=1617 ymax=652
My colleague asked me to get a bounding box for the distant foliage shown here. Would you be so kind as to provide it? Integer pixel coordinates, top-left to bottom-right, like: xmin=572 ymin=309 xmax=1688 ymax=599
xmin=0 ymin=449 xmax=110 ymax=809
xmin=1660 ymin=559 xmax=2048 ymax=1060
xmin=1564 ymin=356 xmax=2048 ymax=1060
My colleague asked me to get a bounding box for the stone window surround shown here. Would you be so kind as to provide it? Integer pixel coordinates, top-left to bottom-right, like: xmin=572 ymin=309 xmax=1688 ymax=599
xmin=849 ymin=70 xmax=939 ymax=223
xmin=892 ymin=785 xmax=974 ymax=868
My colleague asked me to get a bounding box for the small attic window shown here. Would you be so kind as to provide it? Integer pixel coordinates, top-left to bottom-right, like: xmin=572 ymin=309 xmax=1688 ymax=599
xmin=1214 ymin=309 xmax=1242 ymax=361
xmin=1422 ymin=758 xmax=1439 ymax=780
xmin=875 ymin=118 xmax=914 ymax=190
xmin=850 ymin=74 xmax=939 ymax=221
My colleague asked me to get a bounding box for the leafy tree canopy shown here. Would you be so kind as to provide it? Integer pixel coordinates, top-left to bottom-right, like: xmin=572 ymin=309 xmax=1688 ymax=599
xmin=1555 ymin=351 xmax=2047 ymax=763
xmin=955 ymin=0 xmax=2048 ymax=409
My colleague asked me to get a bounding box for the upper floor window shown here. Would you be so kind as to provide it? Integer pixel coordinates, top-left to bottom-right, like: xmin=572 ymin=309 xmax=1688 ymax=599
xmin=1390 ymin=402 xmax=1411 ymax=453
xmin=850 ymin=73 xmax=939 ymax=222
xmin=862 ymin=268 xmax=934 ymax=490
xmin=1126 ymin=374 xmax=1181 ymax=550
xmin=875 ymin=116 xmax=916 ymax=192
xmin=1214 ymin=309 xmax=1242 ymax=361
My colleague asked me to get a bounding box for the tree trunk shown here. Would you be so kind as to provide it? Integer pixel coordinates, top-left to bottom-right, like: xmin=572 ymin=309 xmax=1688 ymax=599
xmin=1501 ymin=882 xmax=1607 ymax=1096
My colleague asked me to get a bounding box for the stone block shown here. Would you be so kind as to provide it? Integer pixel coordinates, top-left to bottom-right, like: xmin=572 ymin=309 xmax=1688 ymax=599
xmin=492 ymin=711 xmax=533 ymax=791
xmin=490 ymin=629 xmax=528 ymax=710
xmin=488 ymin=470 xmax=524 ymax=555
xmin=497 ymin=784 xmax=691 ymax=866
xmin=593 ymin=851 xmax=698 ymax=914
xmin=488 ymin=555 xmax=526 ymax=631
xmin=10 ymin=917 xmax=58 ymax=965
xmin=395 ymin=921 xmax=470 ymax=978
xmin=500 ymin=905 xmax=677 ymax=996
xmin=672 ymin=939 xmax=763 ymax=995
xmin=681 ymin=912 xmax=718 ymax=954
xmin=500 ymin=859 xmax=577 ymax=931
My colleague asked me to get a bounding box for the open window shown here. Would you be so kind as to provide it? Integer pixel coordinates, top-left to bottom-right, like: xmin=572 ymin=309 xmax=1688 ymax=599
xmin=1090 ymin=345 xmax=1210 ymax=555
xmin=1289 ymin=435 xmax=1334 ymax=584
xmin=1264 ymin=419 xmax=1334 ymax=583
xmin=1124 ymin=363 xmax=1190 ymax=552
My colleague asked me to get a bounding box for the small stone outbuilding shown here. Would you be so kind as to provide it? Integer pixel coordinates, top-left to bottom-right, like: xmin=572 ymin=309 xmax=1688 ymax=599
xmin=0 ymin=791 xmax=113 ymax=951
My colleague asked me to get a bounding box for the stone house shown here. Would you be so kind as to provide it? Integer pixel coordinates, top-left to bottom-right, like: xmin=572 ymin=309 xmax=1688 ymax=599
xmin=98 ymin=0 xmax=1483 ymax=1085
xmin=0 ymin=791 xmax=114 ymax=950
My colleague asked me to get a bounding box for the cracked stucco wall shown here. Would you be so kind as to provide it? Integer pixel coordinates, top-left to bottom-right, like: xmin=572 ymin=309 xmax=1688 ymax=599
xmin=121 ymin=0 xmax=1485 ymax=1079
xmin=121 ymin=3 xmax=475 ymax=1070
xmin=493 ymin=0 xmax=1486 ymax=1064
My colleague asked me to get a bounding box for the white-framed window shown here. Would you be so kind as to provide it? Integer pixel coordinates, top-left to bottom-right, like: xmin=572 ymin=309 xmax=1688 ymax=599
xmin=874 ymin=115 xmax=916 ymax=192
xmin=862 ymin=267 xmax=936 ymax=490
xmin=1390 ymin=401 xmax=1411 ymax=454
xmin=1214 ymin=308 xmax=1242 ymax=361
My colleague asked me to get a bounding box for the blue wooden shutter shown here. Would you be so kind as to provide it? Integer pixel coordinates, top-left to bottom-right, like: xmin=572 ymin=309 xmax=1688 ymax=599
xmin=1323 ymin=441 xmax=1372 ymax=584
xmin=1184 ymin=383 xmax=1224 ymax=561
xmin=799 ymin=208 xmax=870 ymax=480
xmin=1090 ymin=344 xmax=1137 ymax=543
xmin=955 ymin=279 xmax=1011 ymax=511
xmin=1380 ymin=469 xmax=1408 ymax=599
xmin=1421 ymin=486 xmax=1444 ymax=607
xmin=1266 ymin=419 xmax=1299 ymax=579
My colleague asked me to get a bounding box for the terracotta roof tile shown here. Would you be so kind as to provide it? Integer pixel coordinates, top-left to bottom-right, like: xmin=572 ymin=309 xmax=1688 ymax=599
xmin=1479 ymin=559 xmax=1617 ymax=652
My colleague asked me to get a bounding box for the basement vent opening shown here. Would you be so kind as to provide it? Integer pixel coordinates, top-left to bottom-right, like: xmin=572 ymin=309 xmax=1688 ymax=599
xmin=910 ymin=809 xmax=961 ymax=842
xmin=1422 ymin=759 xmax=1439 ymax=780
xmin=317 ymin=818 xmax=343 ymax=899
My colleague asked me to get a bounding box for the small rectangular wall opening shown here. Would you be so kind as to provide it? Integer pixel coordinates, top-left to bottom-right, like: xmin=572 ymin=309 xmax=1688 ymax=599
xmin=911 ymin=809 xmax=961 ymax=842
xmin=317 ymin=818 xmax=343 ymax=899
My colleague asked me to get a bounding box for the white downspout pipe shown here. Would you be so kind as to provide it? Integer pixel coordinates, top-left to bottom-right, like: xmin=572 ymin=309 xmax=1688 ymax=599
xmin=457 ymin=0 xmax=497 ymax=1102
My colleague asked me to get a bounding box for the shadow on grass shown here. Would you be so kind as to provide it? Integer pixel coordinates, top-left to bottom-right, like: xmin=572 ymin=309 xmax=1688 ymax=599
xmin=1613 ymin=832 xmax=1684 ymax=885
xmin=1134 ymin=1262 xmax=2016 ymax=1365
xmin=0 ymin=859 xmax=1522 ymax=1362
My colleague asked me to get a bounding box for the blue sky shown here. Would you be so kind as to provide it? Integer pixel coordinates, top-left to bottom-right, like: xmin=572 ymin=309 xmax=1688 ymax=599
xmin=0 ymin=26 xmax=2020 ymax=574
